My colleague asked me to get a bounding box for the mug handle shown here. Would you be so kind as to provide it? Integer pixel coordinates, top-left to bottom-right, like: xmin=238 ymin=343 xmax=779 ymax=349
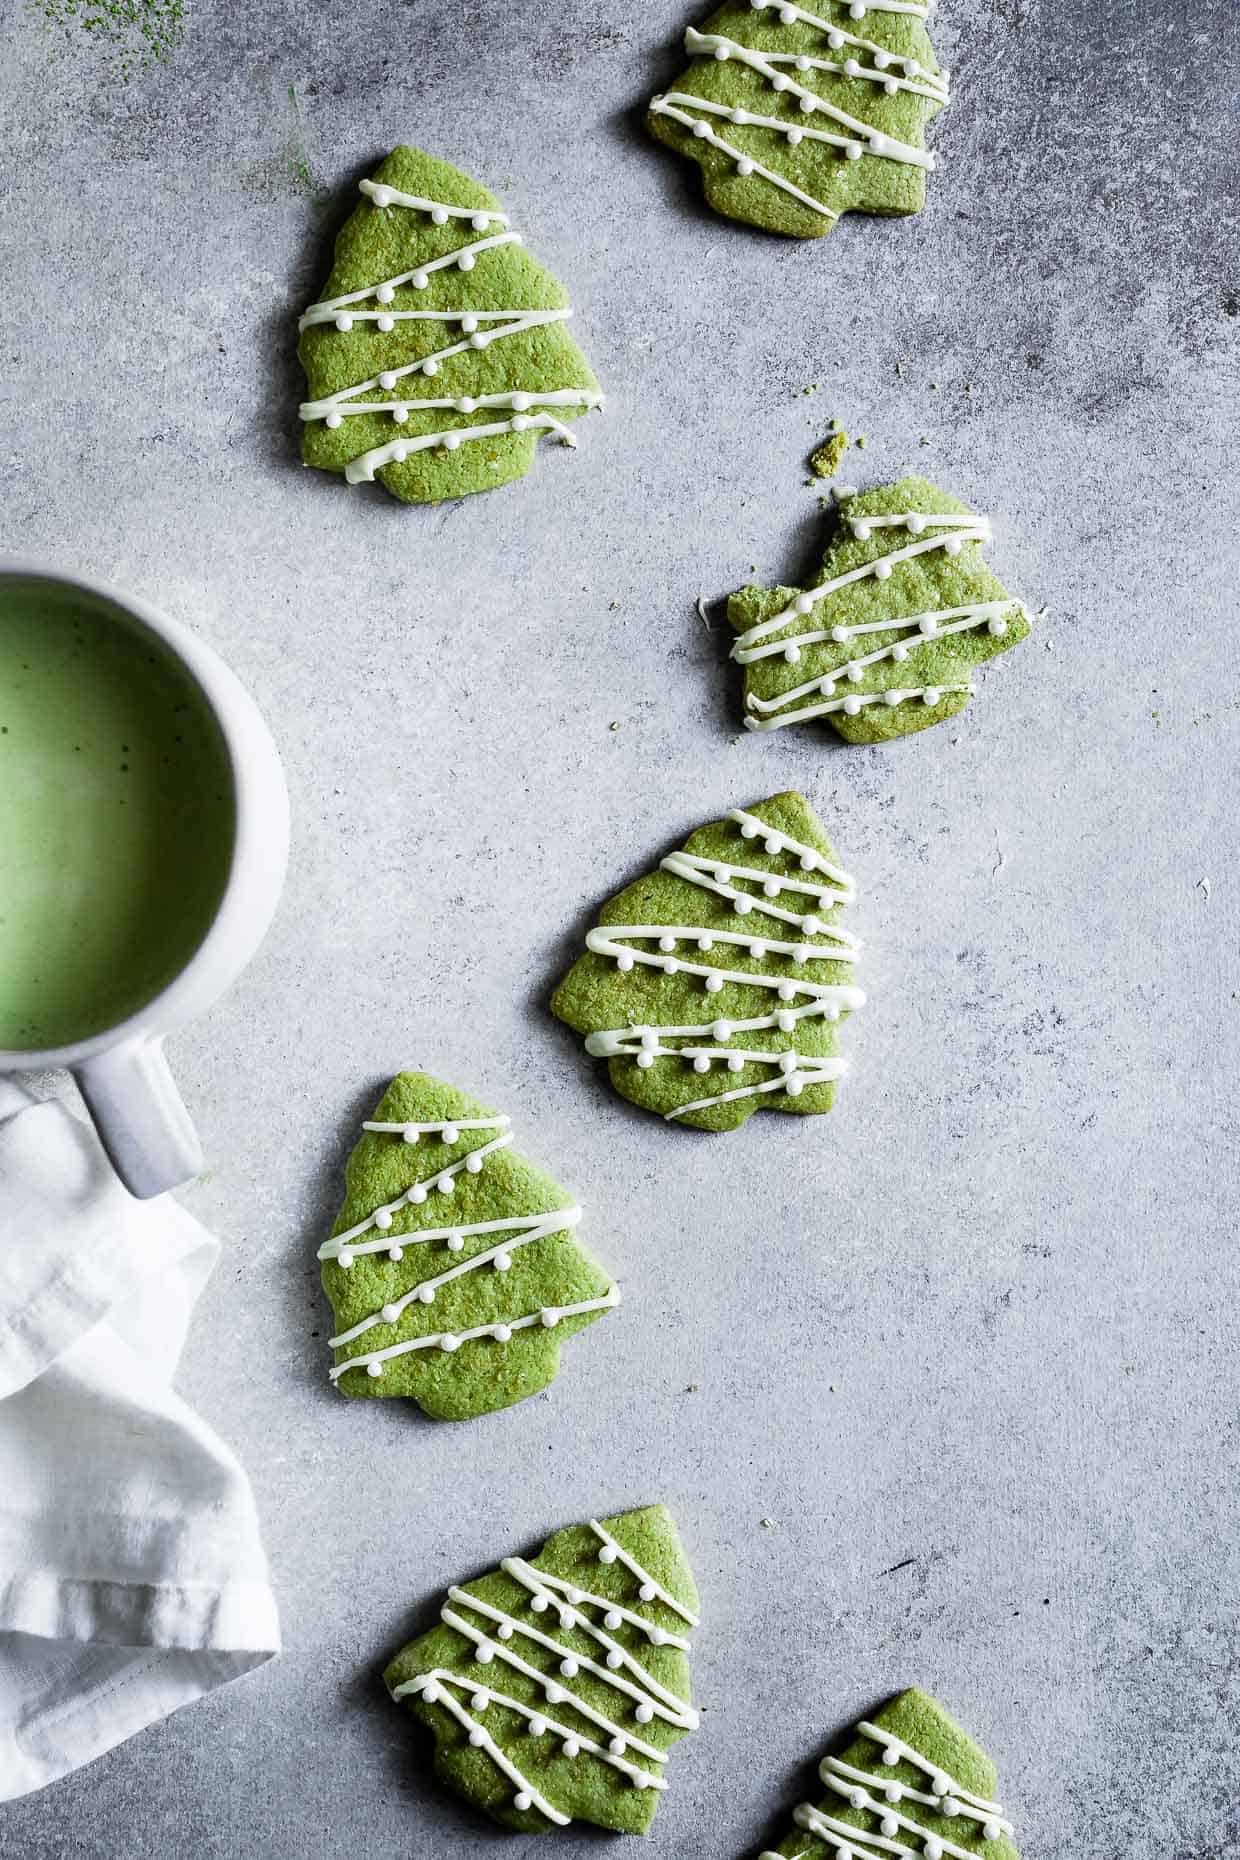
xmin=74 ymin=1039 xmax=203 ymax=1199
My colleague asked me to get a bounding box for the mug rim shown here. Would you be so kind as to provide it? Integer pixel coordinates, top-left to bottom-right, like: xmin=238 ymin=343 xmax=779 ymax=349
xmin=0 ymin=559 xmax=288 ymax=1068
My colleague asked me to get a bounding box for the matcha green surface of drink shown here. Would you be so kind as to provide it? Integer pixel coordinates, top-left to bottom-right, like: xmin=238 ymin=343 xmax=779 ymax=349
xmin=0 ymin=581 xmax=236 ymax=1051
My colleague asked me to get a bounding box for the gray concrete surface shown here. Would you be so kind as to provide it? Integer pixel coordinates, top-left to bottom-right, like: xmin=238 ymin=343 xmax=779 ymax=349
xmin=2 ymin=0 xmax=1239 ymax=1852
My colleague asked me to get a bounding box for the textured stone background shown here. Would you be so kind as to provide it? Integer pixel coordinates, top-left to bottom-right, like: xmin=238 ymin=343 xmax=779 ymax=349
xmin=2 ymin=0 xmax=1239 ymax=1852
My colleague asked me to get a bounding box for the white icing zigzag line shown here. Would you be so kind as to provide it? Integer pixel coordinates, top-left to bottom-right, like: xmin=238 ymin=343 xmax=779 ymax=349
xmin=745 ymin=682 xmax=974 ymax=731
xmin=584 ymin=930 xmax=865 ymax=1008
xmin=661 ymin=850 xmax=858 ymax=941
xmin=328 ymin=1286 xmax=621 ymax=1382
xmin=735 ymin=600 xmax=1019 ymax=667
xmin=746 ymin=609 xmax=1011 ymax=705
xmin=299 ymin=230 xmax=522 ymax=331
xmin=586 ymin=1001 xmax=841 ymax=1059
xmin=648 ymin=97 xmax=838 ymax=222
xmin=393 ymin=1670 xmax=666 ymax=1796
xmin=822 ymin=1757 xmax=1013 ymax=1839
xmin=361 ymin=1114 xmax=510 ymax=1140
xmin=749 ymin=0 xmax=947 ymax=97
xmin=359 ymin=178 xmax=509 ymax=226
xmin=728 ymin=806 xmax=853 ymax=884
xmin=659 ymin=90 xmax=913 ymax=164
xmin=307 ymin=388 xmax=599 ymax=430
xmin=327 ymin=1210 xmax=584 ymax=1348
xmin=326 ymin=1130 xmax=515 ymax=1255
xmin=668 ymin=1063 xmax=842 ymax=1122
xmin=796 ymin=1798 xmax=980 ymax=1860
xmin=346 ymin=413 xmax=576 ymax=484
xmin=585 ymin=1035 xmax=845 ymax=1092
xmin=506 ymin=1565 xmax=692 ymax=1653
xmin=446 ymin=1589 xmax=696 ymax=1733
xmin=302 ymin=325 xmax=591 ymax=415
xmin=589 ymin=1519 xmax=700 ymax=1628
xmin=499 ymin=1560 xmax=692 ymax=1716
xmin=732 ymin=523 xmax=993 ymax=654
xmin=441 ymin=1604 xmax=673 ymax=1759
xmin=320 ymin=1210 xmax=572 ymax=1267
xmin=852 ymin=1722 xmax=1007 ymax=1822
xmin=587 ymin=924 xmax=851 ymax=966
xmin=393 ymin=1671 xmax=570 ymax=1825
xmin=684 ymin=31 xmax=935 ymax=170
xmin=761 ymin=50 xmax=945 ymax=103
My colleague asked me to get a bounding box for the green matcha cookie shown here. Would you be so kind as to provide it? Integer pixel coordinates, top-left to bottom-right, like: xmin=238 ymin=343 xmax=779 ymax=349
xmin=758 ymin=1687 xmax=1020 ymax=1860
xmin=730 ymin=477 xmax=1032 ymax=745
xmin=648 ymin=0 xmax=946 ymax=240
xmin=298 ymin=146 xmax=602 ymax=503
xmin=551 ymin=794 xmax=862 ymax=1131
xmin=385 ymin=1505 xmax=699 ymax=1834
xmin=318 ymin=1073 xmax=618 ymax=1420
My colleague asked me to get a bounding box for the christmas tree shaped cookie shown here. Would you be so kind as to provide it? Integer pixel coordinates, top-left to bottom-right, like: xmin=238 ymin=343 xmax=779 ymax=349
xmin=551 ymin=794 xmax=863 ymax=1131
xmin=730 ymin=478 xmax=1032 ymax=745
xmin=318 ymin=1074 xmax=618 ymax=1420
xmin=386 ymin=1506 xmax=699 ymax=1834
xmin=758 ymin=1687 xmax=1020 ymax=1860
xmin=298 ymin=146 xmax=602 ymax=503
xmin=648 ymin=0 xmax=947 ymax=240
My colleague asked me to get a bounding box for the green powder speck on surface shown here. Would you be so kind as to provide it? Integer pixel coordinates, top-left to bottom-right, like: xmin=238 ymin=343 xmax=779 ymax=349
xmin=28 ymin=0 xmax=185 ymax=75
xmin=809 ymin=430 xmax=849 ymax=479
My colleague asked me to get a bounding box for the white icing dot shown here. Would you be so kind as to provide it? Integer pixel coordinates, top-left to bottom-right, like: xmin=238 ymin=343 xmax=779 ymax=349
xmin=714 ymin=41 xmax=730 ymax=58
xmin=905 ymin=512 xmax=926 ymax=534
xmin=407 ymin=1183 xmax=427 ymax=1205
xmin=513 ymin=1791 xmax=532 ymax=1812
xmin=442 ymin=432 xmax=462 ymax=451
xmin=474 ymin=1638 xmax=494 ymax=1667
xmin=377 ymin=312 xmax=394 ymax=331
xmin=819 ymin=679 xmax=837 ymax=699
xmin=727 ymin=1055 xmax=744 ymax=1073
xmin=845 ymin=661 xmax=862 ymax=683
xmin=530 ymin=1593 xmax=549 ymax=1613
xmin=945 ymin=535 xmax=964 ymax=556
xmin=870 ymin=133 xmax=888 ymax=155
xmin=848 ymin=1788 xmax=867 ymax=1810
xmin=638 ymin=1582 xmax=657 ymax=1602
xmin=884 ymin=1783 xmax=903 ymax=1803
xmin=381 ymin=1302 xmax=401 ymax=1325
xmin=662 ymin=957 xmax=680 ymax=975
xmin=795 ymin=54 xmax=810 ymax=70
xmin=376 ymin=283 xmax=395 ymax=305
xmin=881 ymin=1744 xmax=900 ymax=1766
xmin=606 ymin=1648 xmax=624 ymax=1668
xmin=604 ymin=1609 xmax=622 ymax=1629
xmin=853 ymin=520 xmax=872 ymax=540
xmin=982 ymin=1822 xmax=1001 ymax=1842
xmin=843 ymin=695 xmax=862 ymax=715
xmin=827 ymin=26 xmax=844 ymax=46
xmin=334 ymin=313 xmax=353 ymax=332
xmin=884 ymin=74 xmax=899 ymax=93
xmin=712 ymin=1019 xmax=733 ymax=1041
xmin=771 ymin=73 xmax=790 ymax=92
xmin=420 ymin=1681 xmax=440 ymax=1702
xmin=698 ymin=934 xmax=714 ymax=952
xmin=633 ymin=1773 xmax=652 ymax=1790
xmin=704 ymin=973 xmax=724 ymax=994
xmin=733 ymin=894 xmax=753 ymax=915
xmin=658 ymin=934 xmax=677 ymax=952
xmin=544 ymin=1682 xmax=566 ymax=1704
xmin=471 ymin=213 xmax=491 ymax=231
xmin=440 ymin=1334 xmax=460 ymax=1352
xmin=779 ymin=1051 xmax=799 ymax=1074
xmin=794 ymin=592 xmax=815 ymax=614
xmin=511 ymin=414 xmax=533 ymax=433
xmin=873 ymin=558 xmax=893 ymax=580
xmin=528 ymin=1714 xmax=546 ymax=1735
xmin=692 ymin=119 xmax=711 ymax=139
xmin=802 ymin=915 xmax=822 ymax=936
xmin=844 ymin=56 xmax=860 ymax=76
xmin=636 ymin=1051 xmax=656 ymax=1069
xmin=429 ymin=205 xmax=449 ymax=225
xmin=692 ymin=1055 xmax=711 ymax=1074
xmin=565 ymin=1586 xmax=583 ymax=1606
xmin=776 ymin=1009 xmax=797 ymax=1033
xmin=337 ymin=1249 xmax=354 ymax=1269
xmin=324 ymin=411 xmax=343 ymax=430
xmin=562 ymin=1736 xmax=581 ymax=1757
xmin=736 ymin=157 xmax=755 ymax=177
xmin=925 ymin=1844 xmax=944 ymax=1860
xmin=465 ymin=1151 xmax=484 ymax=1173
xmin=371 ymin=187 xmax=392 ymax=208
xmin=794 ymin=945 xmax=813 ymax=965
xmin=941 ymin=1798 xmax=961 ymax=1818
xmin=779 ymin=2 xmax=796 ymax=16
xmin=750 ymin=941 xmax=768 ymax=959
xmin=881 ymin=1814 xmax=899 ymax=1836
xmin=892 ymin=641 xmax=910 ymax=662
xmin=411 ymin=272 xmax=428 ymax=290
xmin=598 ymin=1544 xmax=618 ymax=1564
xmin=458 ymin=251 xmax=476 ymax=272
xmin=417 ymin=1285 xmax=435 ymax=1304
xmin=616 ymin=952 xmax=634 ymax=972
xmin=919 ymin=614 xmax=939 ymax=635
xmin=990 ymin=614 xmax=1009 ymax=635
xmin=471 ymin=1689 xmax=489 ymax=1711
xmin=609 ymin=1735 xmax=627 ymax=1755
xmin=799 ymin=853 xmax=816 ymax=872
xmin=904 ymin=57 xmax=921 ymax=76
xmin=559 ymin=1656 xmax=579 ymax=1677
xmin=453 ymin=397 xmax=476 ymax=414
xmin=493 ymin=1324 xmax=512 ymax=1342
xmin=924 ymin=688 xmax=942 ymax=706
xmin=931 ymin=1775 xmax=951 ymax=1798
xmin=380 ymin=372 xmax=399 ymax=392
xmin=494 ymin=1252 xmax=512 ymax=1272
xmin=421 ymin=358 xmax=438 ymax=378
xmin=884 ymin=690 xmax=903 ymax=707
xmin=763 ymin=878 xmax=780 ymax=897
xmin=367 ymin=1360 xmax=383 ymax=1378
xmin=392 ymin=444 xmax=409 ymax=462
xmin=436 ymin=1173 xmax=455 ymax=1193
xmin=635 ymin=1701 xmax=655 ymax=1723
xmin=850 ymin=0 xmax=866 ymax=15
xmin=541 ymin=1307 xmax=561 ymax=1328
xmin=392 ymin=404 xmax=409 ymax=423
xmin=388 ymin=1245 xmax=403 ymax=1262
xmin=826 ymin=1003 xmax=841 ymax=1022
xmin=648 ymin=1626 xmax=667 ymax=1646
xmin=844 ymin=140 xmax=863 ymax=159
xmin=447 ymin=1232 xmax=465 ymax=1253
xmin=874 ymin=49 xmax=890 ymax=68
xmin=784 ymin=643 xmax=801 ymax=665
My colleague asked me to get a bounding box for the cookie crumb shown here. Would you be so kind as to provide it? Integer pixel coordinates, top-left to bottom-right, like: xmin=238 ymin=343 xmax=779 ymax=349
xmin=759 ymin=1517 xmax=775 ymax=1529
xmin=854 ymin=434 xmax=867 ymax=449
xmin=809 ymin=430 xmax=849 ymax=479
xmin=685 ymin=1383 xmax=699 ymax=1393
xmin=1198 ymin=876 xmax=1212 ymax=902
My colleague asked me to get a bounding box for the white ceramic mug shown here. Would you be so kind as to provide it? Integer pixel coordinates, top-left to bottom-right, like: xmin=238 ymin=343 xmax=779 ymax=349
xmin=0 ymin=565 xmax=289 ymax=1198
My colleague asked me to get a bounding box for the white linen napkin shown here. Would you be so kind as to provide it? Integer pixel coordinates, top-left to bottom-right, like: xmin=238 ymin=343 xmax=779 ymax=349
xmin=0 ymin=1080 xmax=279 ymax=1800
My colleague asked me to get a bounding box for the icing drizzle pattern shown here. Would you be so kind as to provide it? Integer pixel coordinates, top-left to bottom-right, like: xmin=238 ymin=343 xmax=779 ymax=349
xmin=650 ymin=0 xmax=945 ymax=225
xmin=321 ymin=1112 xmax=617 ymax=1383
xmin=575 ymin=808 xmax=862 ymax=1122
xmin=734 ymin=507 xmax=1028 ymax=731
xmin=299 ymin=181 xmax=601 ymax=480
xmin=391 ymin=1523 xmax=698 ymax=1825
xmin=781 ymin=1716 xmax=1013 ymax=1858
